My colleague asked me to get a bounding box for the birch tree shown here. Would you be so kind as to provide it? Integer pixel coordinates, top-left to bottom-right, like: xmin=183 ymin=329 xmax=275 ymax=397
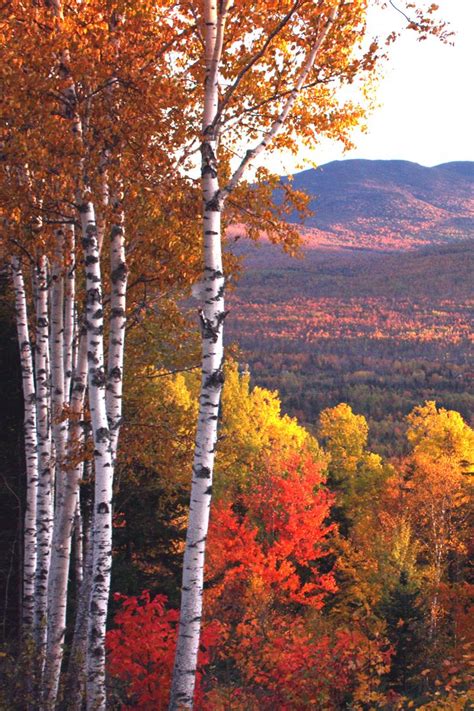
xmin=43 ymin=334 xmax=88 ymax=709
xmin=170 ymin=0 xmax=448 ymax=706
xmin=13 ymin=3 xmax=165 ymax=705
xmin=170 ymin=3 xmax=351 ymax=705
xmin=2 ymin=1 xmax=201 ymax=707
xmin=11 ymin=257 xmax=38 ymax=646
xmin=33 ymin=255 xmax=54 ymax=677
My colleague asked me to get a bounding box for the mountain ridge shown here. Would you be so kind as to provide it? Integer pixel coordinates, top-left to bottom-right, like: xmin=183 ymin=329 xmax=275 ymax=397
xmin=280 ymin=159 xmax=474 ymax=250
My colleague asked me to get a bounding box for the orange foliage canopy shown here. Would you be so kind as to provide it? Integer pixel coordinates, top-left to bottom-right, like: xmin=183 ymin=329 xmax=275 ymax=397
xmin=205 ymin=454 xmax=336 ymax=614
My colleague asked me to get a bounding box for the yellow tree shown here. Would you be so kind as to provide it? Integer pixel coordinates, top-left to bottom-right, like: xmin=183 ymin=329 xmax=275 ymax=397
xmin=319 ymin=403 xmax=386 ymax=531
xmin=407 ymin=400 xmax=474 ymax=473
xmin=405 ymin=403 xmax=473 ymax=642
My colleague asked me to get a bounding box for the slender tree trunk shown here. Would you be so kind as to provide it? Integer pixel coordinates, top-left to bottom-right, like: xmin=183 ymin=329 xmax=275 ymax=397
xmin=34 ymin=255 xmax=53 ymax=679
xmin=43 ymin=334 xmax=88 ymax=710
xmin=63 ymin=224 xmax=76 ymax=407
xmin=106 ymin=191 xmax=127 ymax=462
xmin=11 ymin=257 xmax=38 ymax=645
xmin=80 ymin=200 xmax=114 ymax=711
xmin=170 ymin=5 xmax=339 ymax=707
xmin=97 ymin=153 xmax=109 ymax=254
xmin=50 ymin=232 xmax=67 ymax=514
xmin=74 ymin=494 xmax=84 ymax=590
xmin=169 ymin=4 xmax=226 ymax=708
xmin=67 ymin=493 xmax=93 ymax=711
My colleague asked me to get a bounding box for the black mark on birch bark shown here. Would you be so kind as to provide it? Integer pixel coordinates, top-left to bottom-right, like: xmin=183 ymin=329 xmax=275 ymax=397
xmin=194 ymin=465 xmax=211 ymax=479
xmin=95 ymin=426 xmax=110 ymax=442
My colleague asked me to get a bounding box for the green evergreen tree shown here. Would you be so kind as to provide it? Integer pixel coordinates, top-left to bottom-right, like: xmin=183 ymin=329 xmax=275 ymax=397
xmin=382 ymin=570 xmax=424 ymax=695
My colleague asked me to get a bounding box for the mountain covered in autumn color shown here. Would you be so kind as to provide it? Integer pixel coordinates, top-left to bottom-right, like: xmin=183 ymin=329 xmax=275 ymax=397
xmin=282 ymin=159 xmax=474 ymax=250
xmin=227 ymin=161 xmax=474 ymax=455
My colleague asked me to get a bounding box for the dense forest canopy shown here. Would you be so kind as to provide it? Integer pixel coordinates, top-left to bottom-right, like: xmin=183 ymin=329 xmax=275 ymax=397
xmin=228 ymin=235 xmax=473 ymax=457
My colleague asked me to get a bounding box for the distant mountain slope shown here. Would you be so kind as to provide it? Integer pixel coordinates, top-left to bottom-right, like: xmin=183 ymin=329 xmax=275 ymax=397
xmin=283 ymin=159 xmax=474 ymax=249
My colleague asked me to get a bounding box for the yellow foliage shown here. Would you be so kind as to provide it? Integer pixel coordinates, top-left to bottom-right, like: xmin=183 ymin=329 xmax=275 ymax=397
xmin=319 ymin=402 xmax=369 ymax=465
xmin=216 ymin=362 xmax=322 ymax=494
xmin=120 ymin=359 xmax=322 ymax=496
xmin=407 ymin=401 xmax=474 ymax=473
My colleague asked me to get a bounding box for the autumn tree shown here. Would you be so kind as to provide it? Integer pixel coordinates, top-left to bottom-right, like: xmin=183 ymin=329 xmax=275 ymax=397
xmin=112 ymin=360 xmax=322 ymax=602
xmin=407 ymin=400 xmax=474 ymax=473
xmin=1 ymin=1 xmax=201 ymax=707
xmin=108 ymin=453 xmax=392 ymax=709
xmin=170 ymin=2 xmax=449 ymax=699
xmin=171 ymin=2 xmax=378 ymax=703
xmin=331 ymin=404 xmax=473 ymax=704
xmin=319 ymin=403 xmax=387 ymax=532
xmin=404 ymin=403 xmax=473 ymax=654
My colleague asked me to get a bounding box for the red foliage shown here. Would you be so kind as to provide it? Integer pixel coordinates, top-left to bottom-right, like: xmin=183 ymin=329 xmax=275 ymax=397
xmin=204 ymin=622 xmax=390 ymax=710
xmin=106 ymin=591 xmax=220 ymax=710
xmin=205 ymin=454 xmax=336 ymax=613
xmin=107 ymin=455 xmax=389 ymax=708
xmin=203 ymin=455 xmax=390 ymax=708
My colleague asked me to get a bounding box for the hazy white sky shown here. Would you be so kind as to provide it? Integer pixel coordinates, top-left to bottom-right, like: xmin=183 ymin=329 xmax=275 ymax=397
xmin=271 ymin=0 xmax=474 ymax=173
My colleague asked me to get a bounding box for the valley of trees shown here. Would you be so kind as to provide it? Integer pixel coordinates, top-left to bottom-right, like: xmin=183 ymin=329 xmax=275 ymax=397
xmin=0 ymin=1 xmax=472 ymax=710
xmin=228 ymin=240 xmax=474 ymax=457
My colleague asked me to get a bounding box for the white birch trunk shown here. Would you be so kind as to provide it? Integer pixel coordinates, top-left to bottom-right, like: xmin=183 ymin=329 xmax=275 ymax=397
xmin=11 ymin=257 xmax=38 ymax=642
xmin=106 ymin=192 xmax=127 ymax=462
xmin=169 ymin=4 xmax=227 ymax=707
xmin=80 ymin=200 xmax=114 ymax=711
xmin=170 ymin=5 xmax=339 ymax=708
xmin=74 ymin=493 xmax=84 ymax=590
xmin=42 ymin=334 xmax=88 ymax=710
xmin=67 ymin=506 xmax=93 ymax=711
xmin=63 ymin=224 xmax=76 ymax=406
xmin=50 ymin=232 xmax=67 ymax=514
xmin=34 ymin=255 xmax=53 ymax=676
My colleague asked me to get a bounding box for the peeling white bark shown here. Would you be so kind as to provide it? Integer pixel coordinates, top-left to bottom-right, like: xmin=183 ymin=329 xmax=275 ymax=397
xmin=106 ymin=191 xmax=127 ymax=463
xmin=50 ymin=231 xmax=67 ymax=515
xmin=33 ymin=255 xmax=53 ymax=676
xmin=67 ymin=496 xmax=93 ymax=711
xmin=43 ymin=334 xmax=88 ymax=710
xmin=169 ymin=3 xmax=228 ymax=708
xmin=74 ymin=493 xmax=84 ymax=590
xmin=11 ymin=257 xmax=38 ymax=642
xmin=170 ymin=4 xmax=339 ymax=708
xmin=63 ymin=224 xmax=76 ymax=406
xmin=80 ymin=199 xmax=114 ymax=711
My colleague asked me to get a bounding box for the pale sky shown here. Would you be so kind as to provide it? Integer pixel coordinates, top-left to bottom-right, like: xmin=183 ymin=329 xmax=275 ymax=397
xmin=270 ymin=0 xmax=474 ymax=174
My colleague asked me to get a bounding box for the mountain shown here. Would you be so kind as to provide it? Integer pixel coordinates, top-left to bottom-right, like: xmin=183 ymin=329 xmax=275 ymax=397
xmin=280 ymin=159 xmax=474 ymax=250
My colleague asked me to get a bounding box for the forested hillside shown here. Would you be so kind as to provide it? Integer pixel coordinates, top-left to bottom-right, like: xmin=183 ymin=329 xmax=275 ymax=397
xmin=278 ymin=159 xmax=474 ymax=249
xmin=227 ymin=179 xmax=474 ymax=456
xmin=107 ymin=365 xmax=474 ymax=710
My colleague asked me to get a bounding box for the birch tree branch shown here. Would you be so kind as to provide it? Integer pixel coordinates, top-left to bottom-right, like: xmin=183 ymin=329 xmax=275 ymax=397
xmin=220 ymin=3 xmax=339 ymax=202
xmin=215 ymin=0 xmax=302 ymax=125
